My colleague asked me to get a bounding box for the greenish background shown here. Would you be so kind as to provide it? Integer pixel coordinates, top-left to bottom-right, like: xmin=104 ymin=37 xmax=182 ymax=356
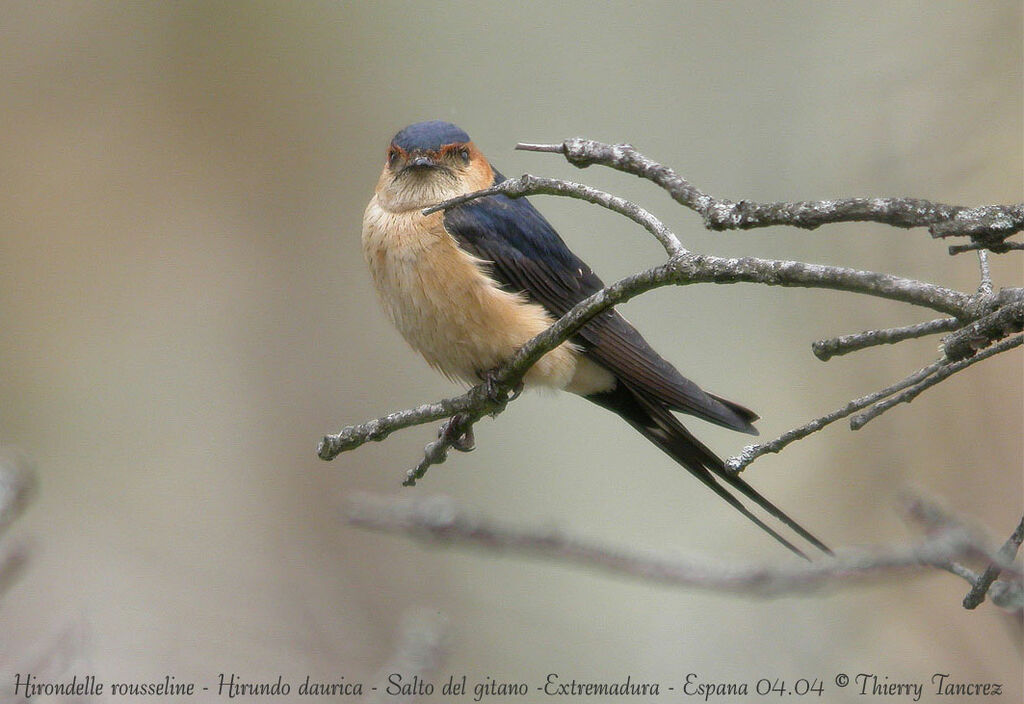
xmin=1 ymin=2 xmax=1020 ymax=701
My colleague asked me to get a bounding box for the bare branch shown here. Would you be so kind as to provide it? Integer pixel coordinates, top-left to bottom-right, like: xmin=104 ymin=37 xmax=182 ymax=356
xmin=318 ymin=387 xmax=504 ymax=462
xmin=928 ymin=205 xmax=1024 ymax=239
xmin=346 ymin=493 xmax=1020 ymax=602
xmin=323 ymin=165 xmax=1020 ymax=482
xmin=325 ymin=136 xmax=1021 ymax=618
xmin=517 ymin=139 xmax=1024 ymax=251
xmin=319 ymin=263 xmax=679 ymax=469
xmin=427 ymin=173 xmax=975 ymax=316
xmin=812 ymin=318 xmax=959 ymax=361
xmin=320 ymin=250 xmax=983 ymax=470
xmin=0 ymin=541 xmax=29 ymax=598
xmin=949 ymin=240 xmax=1024 ymax=255
xmin=0 ymin=453 xmax=35 ymax=599
xmin=942 ymin=299 xmax=1024 ymax=362
xmin=727 ymin=360 xmax=945 ymax=472
xmin=669 ymin=255 xmax=972 ymax=316
xmin=423 ymin=174 xmax=685 ymax=257
xmin=850 ymin=334 xmax=1023 ymax=430
xmin=404 ymin=412 xmax=479 ymax=487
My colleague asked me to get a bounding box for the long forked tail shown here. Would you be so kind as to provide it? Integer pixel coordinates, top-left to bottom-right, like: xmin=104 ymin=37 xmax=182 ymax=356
xmin=587 ymin=384 xmax=832 ymax=560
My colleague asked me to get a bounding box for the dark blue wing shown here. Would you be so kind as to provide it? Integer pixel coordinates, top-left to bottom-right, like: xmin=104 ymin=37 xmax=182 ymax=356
xmin=442 ymin=173 xmax=757 ymax=433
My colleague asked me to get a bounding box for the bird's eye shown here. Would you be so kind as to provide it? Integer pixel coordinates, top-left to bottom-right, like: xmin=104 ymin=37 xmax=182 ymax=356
xmin=387 ymin=149 xmax=400 ymax=167
xmin=459 ymin=148 xmax=470 ymax=163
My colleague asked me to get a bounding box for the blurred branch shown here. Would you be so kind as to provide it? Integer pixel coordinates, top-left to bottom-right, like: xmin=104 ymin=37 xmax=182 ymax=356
xmin=347 ymin=493 xmax=1020 ymax=607
xmin=0 ymin=452 xmax=36 ymax=537
xmin=1 ymin=452 xmax=36 ymax=598
xmin=903 ymin=495 xmax=1024 ymax=611
xmin=0 ymin=622 xmax=94 ymax=703
xmin=363 ymin=609 xmax=448 ymax=704
xmin=517 ymin=139 xmax=1024 ymax=253
xmin=0 ymin=452 xmax=94 ymax=699
xmin=0 ymin=542 xmax=30 ymax=600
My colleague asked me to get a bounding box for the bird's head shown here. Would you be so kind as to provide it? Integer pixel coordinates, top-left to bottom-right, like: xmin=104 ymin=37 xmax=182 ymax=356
xmin=375 ymin=120 xmax=494 ymax=212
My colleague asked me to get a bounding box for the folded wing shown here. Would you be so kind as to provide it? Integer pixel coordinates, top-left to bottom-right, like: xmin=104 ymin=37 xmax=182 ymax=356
xmin=442 ymin=176 xmax=758 ymax=434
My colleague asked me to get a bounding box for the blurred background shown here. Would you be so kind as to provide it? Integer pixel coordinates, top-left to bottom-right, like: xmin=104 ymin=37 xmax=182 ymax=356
xmin=1 ymin=1 xmax=1020 ymax=700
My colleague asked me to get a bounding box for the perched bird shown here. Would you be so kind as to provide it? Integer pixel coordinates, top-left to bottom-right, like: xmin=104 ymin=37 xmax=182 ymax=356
xmin=363 ymin=120 xmax=830 ymax=558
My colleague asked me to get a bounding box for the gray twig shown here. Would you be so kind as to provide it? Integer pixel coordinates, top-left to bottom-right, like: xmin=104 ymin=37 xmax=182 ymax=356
xmin=517 ymin=139 xmax=1024 ymax=251
xmin=726 ymin=360 xmax=945 ymax=472
xmin=319 ymin=387 xmax=498 ymax=462
xmin=942 ymin=300 xmax=1024 ymax=362
xmin=405 ymin=412 xmax=479 ymax=487
xmin=812 ymin=318 xmax=959 ymax=361
xmin=977 ymin=250 xmax=993 ymax=295
xmin=963 ymin=514 xmax=1024 ymax=610
xmin=850 ymin=334 xmax=1023 ymax=429
xmin=949 ymin=240 xmax=1024 ymax=255
xmin=423 ymin=174 xmax=685 ymax=256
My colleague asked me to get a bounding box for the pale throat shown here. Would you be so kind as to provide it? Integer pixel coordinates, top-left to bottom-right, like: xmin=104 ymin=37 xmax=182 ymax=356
xmin=377 ymin=171 xmax=468 ymax=213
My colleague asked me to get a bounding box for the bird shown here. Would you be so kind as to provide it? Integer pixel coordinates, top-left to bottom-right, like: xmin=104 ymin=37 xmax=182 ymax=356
xmin=362 ymin=120 xmax=830 ymax=559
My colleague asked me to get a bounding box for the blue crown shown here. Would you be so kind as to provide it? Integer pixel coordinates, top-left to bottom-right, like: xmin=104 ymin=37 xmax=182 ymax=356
xmin=391 ymin=121 xmax=471 ymax=151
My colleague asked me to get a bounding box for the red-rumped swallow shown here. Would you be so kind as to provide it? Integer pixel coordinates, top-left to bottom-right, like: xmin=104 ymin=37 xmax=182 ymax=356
xmin=363 ymin=120 xmax=830 ymax=558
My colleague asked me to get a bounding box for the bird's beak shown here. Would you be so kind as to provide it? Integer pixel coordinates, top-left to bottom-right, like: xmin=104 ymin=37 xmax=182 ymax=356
xmin=402 ymin=154 xmax=439 ymax=172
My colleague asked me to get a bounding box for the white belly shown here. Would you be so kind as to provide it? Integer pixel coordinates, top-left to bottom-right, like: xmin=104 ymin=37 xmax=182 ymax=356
xmin=361 ymin=198 xmax=614 ymax=395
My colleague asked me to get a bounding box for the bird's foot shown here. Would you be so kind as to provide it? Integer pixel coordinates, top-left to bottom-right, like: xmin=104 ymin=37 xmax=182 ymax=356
xmin=440 ymin=414 xmax=475 ymax=452
xmin=477 ymin=368 xmax=524 ymax=405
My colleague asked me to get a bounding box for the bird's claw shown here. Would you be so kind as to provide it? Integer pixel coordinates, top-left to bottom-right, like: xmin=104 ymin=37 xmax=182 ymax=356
xmin=478 ymin=369 xmax=524 ymax=405
xmin=479 ymin=370 xmax=505 ymax=404
xmin=439 ymin=414 xmax=475 ymax=452
xmin=507 ymin=380 xmax=524 ymax=402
